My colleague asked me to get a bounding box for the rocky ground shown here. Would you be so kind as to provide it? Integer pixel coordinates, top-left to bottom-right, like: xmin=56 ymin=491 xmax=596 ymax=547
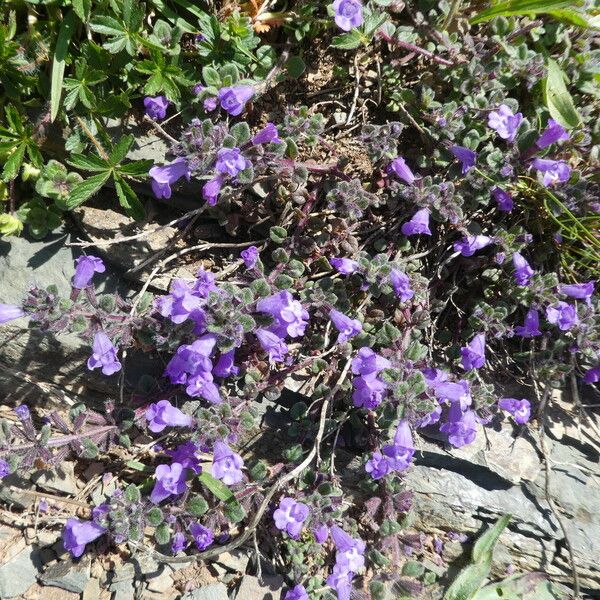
xmin=1 ymin=129 xmax=599 ymax=599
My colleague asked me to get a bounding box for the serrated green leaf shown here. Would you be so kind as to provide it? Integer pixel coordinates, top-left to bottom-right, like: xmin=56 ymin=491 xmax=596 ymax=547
xmin=114 ymin=175 xmax=145 ymax=220
xmin=109 ymin=134 xmax=135 ymax=165
xmin=545 ymin=59 xmax=582 ymax=129
xmin=2 ymin=143 xmax=25 ymax=181
xmin=67 ymin=154 xmax=110 ymax=172
xmin=66 ymin=171 xmax=111 ymax=209
xmin=470 ymin=0 xmax=580 ymax=23
xmin=117 ymin=159 xmax=153 ymax=177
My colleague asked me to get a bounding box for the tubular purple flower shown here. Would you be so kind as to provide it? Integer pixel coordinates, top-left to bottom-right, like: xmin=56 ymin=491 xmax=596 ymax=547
xmin=204 ymin=97 xmax=218 ymax=112
xmin=62 ymin=518 xmax=107 ymax=558
xmin=333 ymin=0 xmax=364 ymax=31
xmin=536 ymin=119 xmax=569 ymax=149
xmin=583 ymin=365 xmax=600 ymax=384
xmin=240 ymin=246 xmax=259 ymax=269
xmin=381 ymin=420 xmax=414 ymax=472
xmin=460 ymin=333 xmax=486 ymax=371
xmin=532 ymin=158 xmax=571 ymax=187
xmin=451 ymin=146 xmax=477 ymax=174
xmin=202 ymin=174 xmax=226 ymax=206
xmin=256 ymin=328 xmax=289 ymax=362
xmin=190 ymin=523 xmax=214 ymax=551
xmin=144 ymin=95 xmax=170 ymax=120
xmin=439 ymin=404 xmax=478 ymax=447
xmin=559 ymin=282 xmax=594 ymax=301
xmin=487 ymin=104 xmax=522 ymax=141
xmin=327 ymin=565 xmax=353 ymax=600
xmin=388 ymin=157 xmax=416 ymax=185
xmin=546 ymin=301 xmax=578 ymax=331
xmin=213 ymin=350 xmax=239 ymax=378
xmin=365 ymin=451 xmax=391 ymax=480
xmin=156 ymin=279 xmax=206 ymax=326
xmin=273 ymin=497 xmax=310 ymax=539
xmin=72 ymin=255 xmax=105 ymax=289
xmin=514 ymin=308 xmax=542 ymax=338
xmin=284 ymin=584 xmax=309 ymax=600
xmin=0 ymin=304 xmax=25 ymax=324
xmin=491 ymin=187 xmax=514 ymax=212
xmin=330 ymin=257 xmax=359 ymax=275
xmin=498 ymin=398 xmax=531 ymax=424
xmin=352 ymin=374 xmax=387 ymax=409
xmin=512 ymin=252 xmax=534 ymax=286
xmin=313 ymin=524 xmax=329 ymax=544
xmin=87 ymin=331 xmax=121 ymax=376
xmin=252 ymin=123 xmax=281 ymax=145
xmin=186 ymin=371 xmax=222 ymax=404
xmin=215 ymin=147 xmax=248 ymax=177
xmin=164 ymin=335 xmax=216 ymax=385
xmin=401 ymin=208 xmax=431 ymax=236
xmin=330 ymin=309 xmax=362 ymax=344
xmin=146 ymin=400 xmax=193 ymax=433
xmin=150 ymin=462 xmax=187 ymax=504
xmin=256 ymin=290 xmax=309 ymax=338
xmin=434 ymin=380 xmax=472 ymax=410
xmin=390 ymin=269 xmax=414 ymax=302
xmin=217 ymin=85 xmax=255 ymax=116
xmin=166 ymin=442 xmax=202 ymax=474
xmin=453 ymin=235 xmax=492 ymax=257
xmin=149 ymin=157 xmax=191 ymax=199
xmin=352 ymin=347 xmax=390 ymax=376
xmin=0 ymin=459 xmax=10 ymax=479
xmin=331 ymin=525 xmax=366 ymax=572
xmin=211 ymin=441 xmax=244 ymax=485
xmin=15 ymin=404 xmax=30 ymax=420
xmin=172 ymin=532 xmax=187 ymax=553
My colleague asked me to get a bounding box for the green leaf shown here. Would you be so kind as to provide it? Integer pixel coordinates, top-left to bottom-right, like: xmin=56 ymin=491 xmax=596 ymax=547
xmin=66 ymin=171 xmax=111 ymax=209
xmin=67 ymin=153 xmax=110 ymax=172
xmin=72 ymin=0 xmax=91 ymax=21
xmin=285 ymin=55 xmax=306 ymax=79
xmin=444 ymin=562 xmax=492 ymax=600
xmin=472 ymin=514 xmax=511 ymax=564
xmin=470 ymin=0 xmax=580 ymax=23
xmin=118 ymin=159 xmax=153 ymax=177
xmin=2 ymin=143 xmax=26 ymax=181
xmin=198 ymin=471 xmax=236 ymax=503
xmin=154 ymin=522 xmax=171 ymax=545
xmin=126 ymin=459 xmax=153 ymax=472
xmin=545 ymin=59 xmax=582 ymax=129
xmin=90 ymin=15 xmax=125 ymax=36
xmin=114 ymin=175 xmax=145 ymax=220
xmin=109 ymin=134 xmax=135 ymax=165
xmin=331 ymin=30 xmax=364 ymax=50
xmin=202 ymin=65 xmax=220 ymax=87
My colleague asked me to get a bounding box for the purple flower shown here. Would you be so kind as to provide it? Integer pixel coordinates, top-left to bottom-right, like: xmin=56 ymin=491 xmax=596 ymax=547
xmin=388 ymin=157 xmax=416 ymax=185
xmin=284 ymin=584 xmax=309 ymax=600
xmin=273 ymin=497 xmax=310 ymax=539
xmin=390 ymin=269 xmax=414 ymax=302
xmin=330 ymin=309 xmax=362 ymax=344
xmin=202 ymin=174 xmax=226 ymax=206
xmin=439 ymin=404 xmax=478 ymax=447
xmin=532 ymin=158 xmax=571 ymax=187
xmin=186 ymin=370 xmax=222 ymax=404
xmin=434 ymin=380 xmax=472 ymax=410
xmin=331 ymin=525 xmax=366 ymax=572
xmin=156 ymin=279 xmax=206 ymax=326
xmin=365 ymin=451 xmax=391 ymax=480
xmin=87 ymin=332 xmax=121 ymax=376
xmin=313 ymin=524 xmax=329 ymax=544
xmin=0 ymin=304 xmax=25 ymax=323
xmin=217 ymin=85 xmax=254 ymax=116
xmin=146 ymin=400 xmax=192 ymax=433
xmin=546 ymin=301 xmax=578 ymax=331
xmin=150 ymin=462 xmax=188 ymax=504
xmin=401 ymin=208 xmax=431 ymax=236
xmin=15 ymin=404 xmax=30 ymax=420
xmin=257 ymin=291 xmax=309 ymax=338
xmin=72 ymin=256 xmax=105 ymax=289
xmin=204 ymin=97 xmax=218 ymax=112
xmin=451 ymin=146 xmax=477 ymax=174
xmin=514 ymin=308 xmax=542 ymax=338
xmin=149 ymin=157 xmax=191 ymax=199
xmin=536 ymin=119 xmax=569 ymax=149
xmin=256 ymin=328 xmax=289 ymax=362
xmin=166 ymin=441 xmax=202 ymax=474
xmin=240 ymin=246 xmax=259 ymax=269
xmin=498 ymin=398 xmax=531 ymax=424
xmin=172 ymin=532 xmax=187 ymax=554
xmin=215 ymin=147 xmax=248 ymax=177
xmin=211 ymin=441 xmax=244 ymax=485
xmin=416 ymin=402 xmax=442 ymax=428
xmin=62 ymin=518 xmax=107 ymax=558
xmin=333 ymin=0 xmax=364 ymax=31
xmin=193 ymin=83 xmax=205 ymax=95
xmin=190 ymin=523 xmax=214 ymax=551
xmin=487 ymin=104 xmax=522 ymax=142
xmin=327 ymin=565 xmax=353 ymax=600
xmin=330 ymin=257 xmax=359 ymax=275
xmin=352 ymin=347 xmax=390 ymax=376
xmin=583 ymin=365 xmax=600 ymax=384
xmin=0 ymin=459 xmax=10 ymax=479
xmin=453 ymin=235 xmax=492 ymax=257
xmin=559 ymin=282 xmax=594 ymax=301
xmin=252 ymin=123 xmax=281 ymax=145
xmin=380 ymin=420 xmax=414 ymax=473
xmin=491 ymin=187 xmax=514 ymax=212
xmin=144 ymin=95 xmax=170 ymax=120
xmin=213 ymin=350 xmax=239 ymax=378
xmin=512 ymin=252 xmax=534 ymax=286
xmin=352 ymin=374 xmax=387 ymax=409
xmin=164 ymin=335 xmax=217 ymax=385
xmin=460 ymin=333 xmax=486 ymax=371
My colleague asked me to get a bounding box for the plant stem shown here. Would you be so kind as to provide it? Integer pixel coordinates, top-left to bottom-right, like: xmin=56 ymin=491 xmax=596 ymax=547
xmin=377 ymin=31 xmax=456 ymax=67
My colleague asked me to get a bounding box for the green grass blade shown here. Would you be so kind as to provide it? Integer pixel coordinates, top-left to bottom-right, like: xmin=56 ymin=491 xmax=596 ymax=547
xmin=470 ymin=0 xmax=581 ymax=24
xmin=50 ymin=10 xmax=78 ymax=123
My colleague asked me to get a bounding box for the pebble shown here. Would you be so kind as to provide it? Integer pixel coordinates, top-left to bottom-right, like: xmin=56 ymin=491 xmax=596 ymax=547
xmin=181 ymin=583 xmax=229 ymax=600
xmin=40 ymin=556 xmax=91 ymax=593
xmin=234 ymin=574 xmax=283 ymax=600
xmin=0 ymin=545 xmax=42 ymax=598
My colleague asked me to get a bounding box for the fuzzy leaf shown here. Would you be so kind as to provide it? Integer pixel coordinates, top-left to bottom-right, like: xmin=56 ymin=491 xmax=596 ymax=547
xmin=66 ymin=171 xmax=111 ymax=209
xmin=545 ymin=59 xmax=582 ymax=129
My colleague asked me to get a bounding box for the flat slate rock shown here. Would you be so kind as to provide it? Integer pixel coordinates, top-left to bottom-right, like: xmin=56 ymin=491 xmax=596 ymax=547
xmin=181 ymin=582 xmax=229 ymax=600
xmin=0 ymin=545 xmax=43 ymax=599
xmin=40 ymin=556 xmax=91 ymax=593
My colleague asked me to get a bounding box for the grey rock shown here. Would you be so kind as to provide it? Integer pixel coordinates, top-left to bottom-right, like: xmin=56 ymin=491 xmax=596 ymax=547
xmin=0 ymin=545 xmax=43 ymax=598
xmin=0 ymin=473 xmax=34 ymax=509
xmin=32 ymin=462 xmax=78 ymax=496
xmin=40 ymin=556 xmax=91 ymax=593
xmin=83 ymin=577 xmax=101 ymax=600
xmin=146 ymin=570 xmax=173 ymax=593
xmin=213 ymin=550 xmax=250 ymax=574
xmin=181 ymin=583 xmax=229 ymax=600
xmin=234 ymin=574 xmax=283 ymax=600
